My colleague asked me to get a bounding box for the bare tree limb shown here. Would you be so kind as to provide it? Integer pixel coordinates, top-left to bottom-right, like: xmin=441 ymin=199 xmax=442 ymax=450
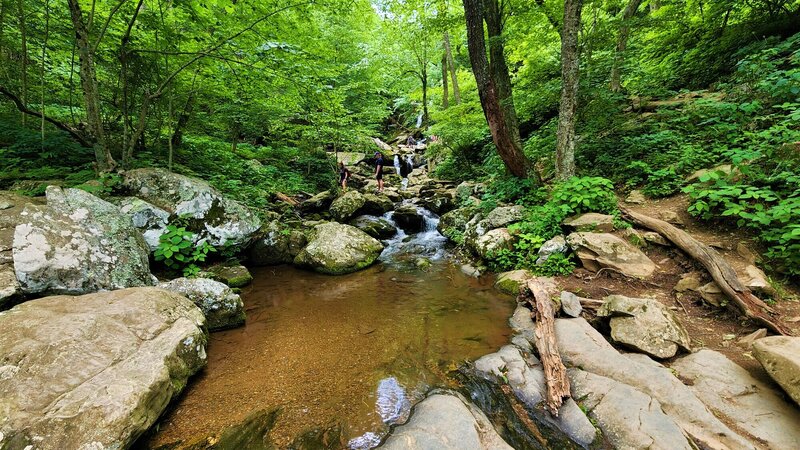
xmin=0 ymin=85 xmax=92 ymax=147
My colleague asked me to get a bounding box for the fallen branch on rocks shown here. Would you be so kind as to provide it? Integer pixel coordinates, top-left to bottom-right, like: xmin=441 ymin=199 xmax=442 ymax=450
xmin=274 ymin=192 xmax=299 ymax=206
xmin=523 ymin=279 xmax=571 ymax=415
xmin=620 ymin=205 xmax=793 ymax=336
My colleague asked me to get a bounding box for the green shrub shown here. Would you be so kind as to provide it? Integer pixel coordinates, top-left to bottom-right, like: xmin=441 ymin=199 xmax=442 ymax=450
xmin=551 ymin=177 xmax=617 ymax=215
xmin=154 ymin=225 xmax=216 ymax=277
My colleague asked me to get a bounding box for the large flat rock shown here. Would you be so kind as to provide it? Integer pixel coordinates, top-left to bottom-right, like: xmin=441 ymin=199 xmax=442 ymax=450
xmin=566 ymin=232 xmax=656 ymax=278
xmin=753 ymin=336 xmax=800 ymax=406
xmin=381 ymin=393 xmax=512 ymax=450
xmin=0 ymin=287 xmax=207 ymax=449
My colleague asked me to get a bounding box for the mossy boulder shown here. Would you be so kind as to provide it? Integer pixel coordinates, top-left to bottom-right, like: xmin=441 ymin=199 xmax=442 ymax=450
xmin=299 ymin=190 xmax=336 ymax=214
xmin=208 ymin=264 xmax=254 ymax=288
xmin=329 ymin=190 xmax=366 ymax=222
xmin=293 ymin=222 xmax=384 ymax=275
xmin=350 ymin=215 xmax=397 ymax=240
xmin=360 ymin=193 xmax=394 ymax=215
xmin=248 ymin=220 xmax=307 ymax=266
xmin=494 ymin=270 xmax=534 ymax=295
xmin=438 ymin=206 xmax=478 ymax=244
xmin=159 ymin=277 xmax=245 ymax=330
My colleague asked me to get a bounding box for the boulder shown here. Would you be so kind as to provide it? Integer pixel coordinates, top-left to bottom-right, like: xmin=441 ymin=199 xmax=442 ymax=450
xmin=671 ymin=349 xmax=800 ymax=449
xmin=563 ymin=213 xmax=615 ymax=233
xmin=159 ymin=277 xmax=245 ymax=331
xmin=350 ymin=215 xmax=397 ymax=240
xmin=438 ymin=206 xmax=478 ymax=243
xmin=625 ymin=190 xmax=646 ymax=204
xmin=560 ymin=291 xmax=582 ymax=318
xmin=643 ymin=231 xmax=670 ymax=246
xmin=494 ymin=270 xmax=533 ymax=295
xmin=673 ymin=272 xmax=702 ymax=292
xmin=119 ymin=196 xmax=170 ymax=251
xmin=481 ymin=205 xmax=524 ymax=230
xmin=569 ymin=369 xmax=691 ymax=450
xmin=360 ymin=193 xmax=394 ymax=216
xmin=598 ymin=295 xmax=691 ymax=359
xmin=248 ymin=220 xmax=307 ymax=266
xmin=208 ymin=264 xmax=253 ymax=288
xmin=554 ymin=318 xmax=753 ymax=450
xmin=753 ymin=336 xmax=800 ymax=406
xmin=329 ymin=190 xmax=366 ymax=222
xmin=474 ymin=228 xmax=515 ymax=260
xmin=696 ymin=282 xmax=726 ymax=307
xmin=0 ymin=287 xmax=207 ymax=450
xmin=474 ymin=346 xmax=596 ymax=447
xmin=299 ymin=190 xmax=336 ymax=214
xmin=419 ymin=191 xmax=455 ymax=215
xmin=566 ymin=232 xmax=656 ymax=278
xmin=392 ymin=205 xmax=424 ymax=233
xmin=740 ymin=264 xmax=776 ymax=297
xmin=0 ymin=264 xmax=21 ymax=309
xmin=13 ymin=187 xmax=153 ymax=296
xmin=122 ymin=168 xmax=261 ymax=246
xmin=536 ymin=235 xmax=568 ymax=265
xmin=293 ymin=222 xmax=384 ymax=275
xmin=381 ymin=393 xmax=512 ymax=450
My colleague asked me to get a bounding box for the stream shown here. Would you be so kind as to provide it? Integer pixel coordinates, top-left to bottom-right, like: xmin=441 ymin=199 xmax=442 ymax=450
xmin=144 ymin=209 xmax=516 ymax=449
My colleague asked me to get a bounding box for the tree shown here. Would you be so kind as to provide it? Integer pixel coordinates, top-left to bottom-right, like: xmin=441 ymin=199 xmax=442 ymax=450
xmin=462 ymin=0 xmax=530 ymax=177
xmin=443 ymin=31 xmax=461 ymax=104
xmin=555 ymin=0 xmax=582 ymax=180
xmin=610 ymin=0 xmax=643 ymax=93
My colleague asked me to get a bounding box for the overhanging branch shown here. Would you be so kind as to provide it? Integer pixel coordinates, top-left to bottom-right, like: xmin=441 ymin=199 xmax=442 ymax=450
xmin=0 ymin=85 xmax=92 ymax=147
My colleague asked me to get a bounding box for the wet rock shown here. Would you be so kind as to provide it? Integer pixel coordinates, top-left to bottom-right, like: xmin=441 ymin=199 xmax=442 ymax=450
xmin=563 ymin=213 xmax=615 ymax=233
xmin=159 ymin=277 xmax=245 ymax=331
xmin=671 ymin=349 xmax=800 ymax=449
xmin=474 ymin=346 xmax=597 ymax=447
xmin=643 ymin=231 xmax=670 ymax=246
xmin=381 ymin=393 xmax=512 ymax=450
xmin=248 ymin=220 xmax=307 ymax=266
xmin=360 ymin=193 xmax=394 ymax=216
xmin=560 ymin=291 xmax=582 ymax=318
xmin=13 ymin=187 xmax=153 ymax=296
xmin=299 ymin=190 xmax=336 ymax=214
xmin=598 ymin=295 xmax=691 ymax=359
xmin=753 ymin=336 xmax=800 ymax=406
xmin=569 ymin=369 xmax=691 ymax=450
xmin=375 ymin=377 xmax=411 ymax=425
xmin=461 ymin=264 xmax=482 ymax=278
xmin=123 ymin=168 xmax=261 ymax=246
xmin=438 ymin=206 xmax=478 ymax=243
xmin=294 ymin=222 xmax=383 ymax=275
xmin=566 ymin=232 xmax=656 ymax=278
xmin=419 ymin=191 xmax=455 ymax=215
xmin=208 ymin=264 xmax=253 ymax=288
xmin=509 ymin=305 xmax=537 ymax=346
xmin=673 ymin=272 xmax=701 ymax=292
xmin=474 ymin=228 xmax=515 ymax=260
xmin=119 ymin=196 xmax=170 ymax=251
xmin=330 ymin=190 xmax=366 ymax=222
xmin=0 ymin=264 xmax=21 ymax=309
xmin=625 ymin=190 xmax=646 ymax=204
xmin=350 ymin=215 xmax=397 ymax=240
xmin=554 ymin=318 xmax=754 ymax=450
xmin=393 ymin=205 xmax=424 ymax=232
xmin=536 ymin=235 xmax=568 ymax=265
xmin=0 ymin=287 xmax=207 ymax=450
xmin=494 ymin=270 xmax=533 ymax=295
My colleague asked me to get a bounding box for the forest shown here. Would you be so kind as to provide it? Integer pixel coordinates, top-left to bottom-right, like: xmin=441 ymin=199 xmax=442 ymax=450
xmin=2 ymin=0 xmax=800 ymax=448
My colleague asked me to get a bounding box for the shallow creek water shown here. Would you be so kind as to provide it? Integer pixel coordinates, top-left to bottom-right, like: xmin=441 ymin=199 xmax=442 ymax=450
xmin=145 ymin=261 xmax=515 ymax=448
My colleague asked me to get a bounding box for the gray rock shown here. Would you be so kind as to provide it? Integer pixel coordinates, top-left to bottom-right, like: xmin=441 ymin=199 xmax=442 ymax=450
xmin=0 ymin=264 xmax=21 ymax=308
xmin=563 ymin=213 xmax=615 ymax=233
xmin=460 ymin=264 xmax=482 ymax=278
xmin=509 ymin=305 xmax=537 ymax=346
xmin=643 ymin=231 xmax=670 ymax=246
xmin=566 ymin=232 xmax=656 ymax=278
xmin=625 ymin=190 xmax=647 ymax=204
xmin=419 ymin=191 xmax=455 ymax=215
xmin=736 ymin=328 xmax=767 ymax=349
xmin=299 ymin=190 xmax=336 ymax=213
xmin=671 ymin=349 xmax=800 ymax=449
xmin=560 ymin=291 xmax=582 ymax=318
xmin=536 ymin=235 xmax=568 ymax=265
xmin=494 ymin=270 xmax=533 ymax=295
xmin=438 ymin=206 xmax=478 ymax=243
xmin=0 ymin=287 xmax=207 ymax=450
xmin=360 ymin=193 xmax=394 ymax=216
xmin=482 ymin=205 xmax=524 ymax=230
xmin=598 ymin=295 xmax=691 ymax=359
xmin=474 ymin=228 xmax=515 ymax=260
xmin=674 ymin=272 xmax=702 ymax=292
xmin=248 ymin=220 xmax=307 ymax=266
xmin=330 ymin=190 xmax=366 ymax=222
xmin=123 ymin=168 xmax=261 ymax=246
xmin=569 ymin=369 xmax=691 ymax=450
xmin=119 ymin=196 xmax=170 ymax=251
xmin=159 ymin=277 xmax=245 ymax=330
xmin=381 ymin=393 xmax=512 ymax=450
xmin=696 ymin=281 xmax=726 ymax=307
xmin=753 ymin=336 xmax=800 ymax=406
xmin=350 ymin=215 xmax=397 ymax=240
xmin=13 ymin=187 xmax=153 ymax=296
xmin=554 ymin=318 xmax=753 ymax=450
xmin=474 ymin=346 xmax=596 ymax=447
xmin=293 ymin=222 xmax=384 ymax=275
xmin=392 ymin=205 xmax=424 ymax=232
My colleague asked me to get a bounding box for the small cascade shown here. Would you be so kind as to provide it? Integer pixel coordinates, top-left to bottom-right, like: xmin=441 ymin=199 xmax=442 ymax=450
xmin=379 ymin=204 xmax=448 ymax=265
xmin=406 ymin=154 xmax=414 ymax=169
xmin=415 ymin=112 xmax=423 ymax=128
xmin=393 ymin=154 xmax=401 ymax=175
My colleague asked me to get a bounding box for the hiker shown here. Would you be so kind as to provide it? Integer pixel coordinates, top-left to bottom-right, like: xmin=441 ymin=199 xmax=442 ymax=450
xmin=338 ymin=162 xmax=350 ymax=192
xmin=406 ymin=135 xmax=416 ymax=147
xmin=399 ymin=157 xmax=412 ymax=190
xmin=374 ymin=152 xmax=385 ymax=193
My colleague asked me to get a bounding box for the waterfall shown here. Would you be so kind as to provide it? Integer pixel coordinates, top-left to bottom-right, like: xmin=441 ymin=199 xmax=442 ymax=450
xmin=393 ymin=154 xmax=401 ymax=175
xmin=406 ymin=154 xmax=414 ymax=169
xmin=415 ymin=112 xmax=423 ymax=128
xmin=379 ymin=205 xmax=448 ymax=264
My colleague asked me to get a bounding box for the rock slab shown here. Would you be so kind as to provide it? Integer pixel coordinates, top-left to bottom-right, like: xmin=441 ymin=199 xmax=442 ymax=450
xmin=0 ymin=287 xmax=207 ymax=450
xmin=753 ymin=336 xmax=800 ymax=406
xmin=566 ymin=232 xmax=656 ymax=278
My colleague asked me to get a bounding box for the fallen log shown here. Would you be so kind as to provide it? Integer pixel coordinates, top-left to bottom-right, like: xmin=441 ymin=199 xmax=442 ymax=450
xmin=620 ymin=205 xmax=793 ymax=336
xmin=274 ymin=192 xmax=299 ymax=207
xmin=525 ymin=279 xmax=571 ymax=415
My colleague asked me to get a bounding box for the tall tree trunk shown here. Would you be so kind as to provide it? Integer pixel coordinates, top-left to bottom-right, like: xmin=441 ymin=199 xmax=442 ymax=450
xmin=421 ymin=64 xmax=429 ymax=126
xmin=443 ymin=32 xmax=461 ymax=104
xmin=555 ymin=0 xmax=582 ymax=180
xmin=462 ymin=0 xmax=531 ymax=177
xmin=40 ymin=0 xmax=48 ymax=145
xmin=610 ymin=0 xmax=642 ymax=93
xmin=68 ymin=0 xmax=115 ymax=171
xmin=442 ymin=54 xmax=449 ymax=109
xmin=171 ymin=89 xmax=195 ymax=150
xmin=16 ymin=0 xmax=26 ymax=126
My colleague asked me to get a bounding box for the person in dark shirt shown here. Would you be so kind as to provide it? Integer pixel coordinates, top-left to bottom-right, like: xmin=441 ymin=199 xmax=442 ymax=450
xmin=374 ymin=152 xmax=385 ymax=193
xmin=338 ymin=162 xmax=350 ymax=192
